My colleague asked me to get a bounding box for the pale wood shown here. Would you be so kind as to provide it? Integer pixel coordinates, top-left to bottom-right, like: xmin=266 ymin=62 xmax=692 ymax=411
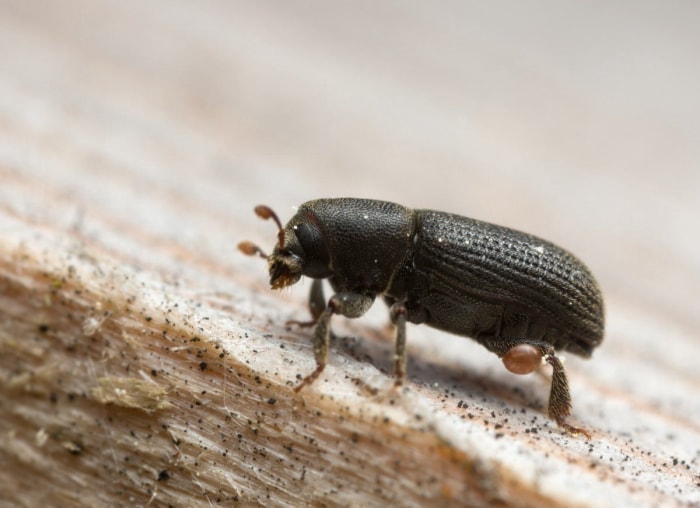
xmin=1 ymin=2 xmax=699 ymax=507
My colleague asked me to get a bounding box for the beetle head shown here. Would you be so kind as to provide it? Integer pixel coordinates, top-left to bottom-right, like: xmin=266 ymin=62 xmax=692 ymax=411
xmin=238 ymin=204 xmax=331 ymax=290
xmin=267 ymin=239 xmax=304 ymax=290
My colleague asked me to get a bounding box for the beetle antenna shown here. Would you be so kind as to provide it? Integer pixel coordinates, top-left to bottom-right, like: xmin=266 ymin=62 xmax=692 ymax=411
xmin=254 ymin=205 xmax=285 ymax=250
xmin=237 ymin=241 xmax=268 ymax=259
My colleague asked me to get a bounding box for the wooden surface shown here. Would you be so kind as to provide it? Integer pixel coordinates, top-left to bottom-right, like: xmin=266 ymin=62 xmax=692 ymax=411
xmin=1 ymin=1 xmax=699 ymax=507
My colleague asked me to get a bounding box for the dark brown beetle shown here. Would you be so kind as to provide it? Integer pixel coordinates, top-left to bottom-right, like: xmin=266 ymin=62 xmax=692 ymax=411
xmin=239 ymin=198 xmax=604 ymax=436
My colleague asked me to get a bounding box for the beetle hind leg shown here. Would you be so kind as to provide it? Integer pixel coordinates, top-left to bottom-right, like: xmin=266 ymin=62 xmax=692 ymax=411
xmin=546 ymin=352 xmax=591 ymax=439
xmin=494 ymin=340 xmax=591 ymax=438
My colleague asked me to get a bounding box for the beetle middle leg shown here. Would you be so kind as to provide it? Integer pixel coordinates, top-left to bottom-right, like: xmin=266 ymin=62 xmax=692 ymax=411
xmin=389 ymin=303 xmax=408 ymax=386
xmin=294 ymin=291 xmax=374 ymax=392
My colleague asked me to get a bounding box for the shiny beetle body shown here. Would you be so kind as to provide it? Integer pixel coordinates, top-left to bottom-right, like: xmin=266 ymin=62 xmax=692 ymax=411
xmin=240 ymin=198 xmax=604 ymax=436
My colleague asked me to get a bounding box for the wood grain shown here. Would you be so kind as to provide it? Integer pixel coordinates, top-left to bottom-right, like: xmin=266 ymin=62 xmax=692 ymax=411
xmin=1 ymin=1 xmax=699 ymax=507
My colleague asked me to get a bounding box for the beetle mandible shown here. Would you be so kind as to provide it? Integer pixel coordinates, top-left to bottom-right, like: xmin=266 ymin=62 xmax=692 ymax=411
xmin=239 ymin=198 xmax=604 ymax=436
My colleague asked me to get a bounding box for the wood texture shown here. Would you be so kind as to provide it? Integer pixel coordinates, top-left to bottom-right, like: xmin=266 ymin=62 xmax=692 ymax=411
xmin=1 ymin=2 xmax=699 ymax=507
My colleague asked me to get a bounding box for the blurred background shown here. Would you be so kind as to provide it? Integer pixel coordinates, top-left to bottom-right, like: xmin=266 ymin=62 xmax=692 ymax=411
xmin=2 ymin=1 xmax=698 ymax=317
xmin=1 ymin=1 xmax=699 ymax=504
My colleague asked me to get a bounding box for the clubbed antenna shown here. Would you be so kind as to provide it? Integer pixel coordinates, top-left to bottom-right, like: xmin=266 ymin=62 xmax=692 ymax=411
xmin=237 ymin=241 xmax=267 ymax=259
xmin=254 ymin=205 xmax=285 ymax=251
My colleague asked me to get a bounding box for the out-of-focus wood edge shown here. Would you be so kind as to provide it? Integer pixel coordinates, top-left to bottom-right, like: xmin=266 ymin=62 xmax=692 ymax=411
xmin=0 ymin=228 xmax=563 ymax=508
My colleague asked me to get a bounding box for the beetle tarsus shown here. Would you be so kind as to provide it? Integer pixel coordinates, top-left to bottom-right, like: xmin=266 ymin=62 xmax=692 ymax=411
xmin=286 ymin=319 xmax=317 ymax=328
xmin=555 ymin=417 xmax=592 ymax=439
xmin=294 ymin=364 xmax=326 ymax=392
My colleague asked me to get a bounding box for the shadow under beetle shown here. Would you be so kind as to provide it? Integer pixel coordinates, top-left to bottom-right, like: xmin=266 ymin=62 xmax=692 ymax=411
xmin=239 ymin=198 xmax=604 ymax=437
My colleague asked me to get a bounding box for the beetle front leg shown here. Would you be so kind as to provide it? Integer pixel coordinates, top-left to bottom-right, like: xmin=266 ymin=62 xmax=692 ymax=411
xmin=294 ymin=292 xmax=374 ymax=392
xmin=307 ymin=279 xmax=326 ymax=322
xmin=287 ymin=279 xmax=325 ymax=327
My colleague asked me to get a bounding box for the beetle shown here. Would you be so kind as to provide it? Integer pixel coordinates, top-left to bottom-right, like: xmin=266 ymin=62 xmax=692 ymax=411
xmin=239 ymin=198 xmax=604 ymax=436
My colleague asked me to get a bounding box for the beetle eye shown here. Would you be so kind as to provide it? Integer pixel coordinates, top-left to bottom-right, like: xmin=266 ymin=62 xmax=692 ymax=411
xmin=502 ymin=344 xmax=542 ymax=375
